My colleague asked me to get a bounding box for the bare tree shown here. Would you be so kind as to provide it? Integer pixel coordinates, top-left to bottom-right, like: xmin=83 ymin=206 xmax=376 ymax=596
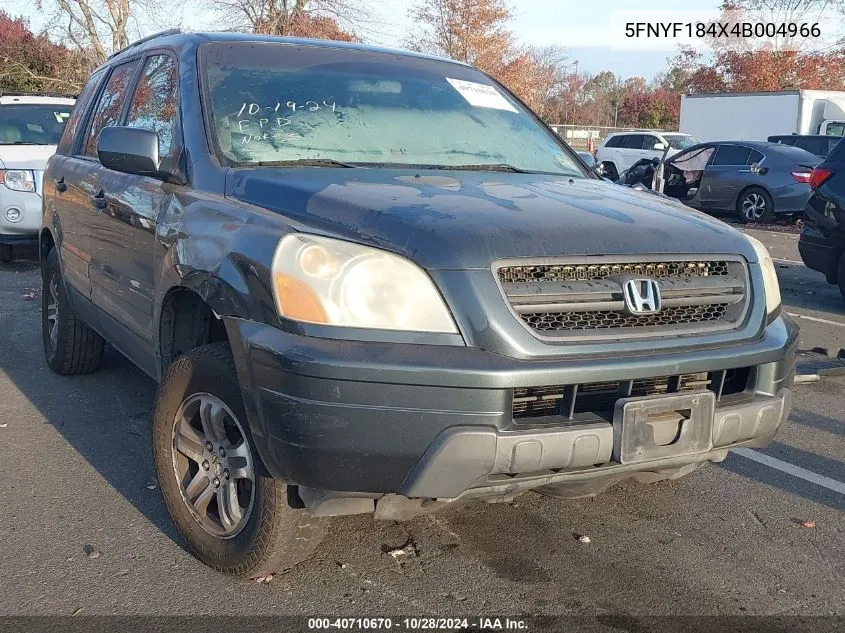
xmin=208 ymin=0 xmax=366 ymax=38
xmin=36 ymin=0 xmax=162 ymax=69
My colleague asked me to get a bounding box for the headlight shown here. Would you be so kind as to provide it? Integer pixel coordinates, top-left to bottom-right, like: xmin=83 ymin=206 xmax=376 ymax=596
xmin=271 ymin=234 xmax=458 ymax=333
xmin=0 ymin=170 xmax=35 ymax=192
xmin=745 ymin=234 xmax=781 ymax=318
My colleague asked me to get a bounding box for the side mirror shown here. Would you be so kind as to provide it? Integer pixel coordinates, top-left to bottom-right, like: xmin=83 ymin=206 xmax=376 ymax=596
xmin=97 ymin=126 xmax=162 ymax=178
xmin=653 ymin=142 xmax=667 ymax=151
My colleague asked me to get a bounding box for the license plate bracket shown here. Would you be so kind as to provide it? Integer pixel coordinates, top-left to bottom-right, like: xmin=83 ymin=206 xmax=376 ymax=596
xmin=612 ymin=391 xmax=715 ymax=464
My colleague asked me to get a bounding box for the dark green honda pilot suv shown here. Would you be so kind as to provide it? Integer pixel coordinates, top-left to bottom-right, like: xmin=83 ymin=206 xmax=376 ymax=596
xmin=40 ymin=30 xmax=797 ymax=577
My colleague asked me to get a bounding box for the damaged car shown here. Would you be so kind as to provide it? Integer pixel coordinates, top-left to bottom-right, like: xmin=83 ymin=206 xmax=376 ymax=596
xmin=41 ymin=31 xmax=797 ymax=578
xmin=647 ymin=141 xmax=820 ymax=224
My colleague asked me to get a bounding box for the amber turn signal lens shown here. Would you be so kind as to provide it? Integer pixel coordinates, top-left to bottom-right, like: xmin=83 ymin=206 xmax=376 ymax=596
xmin=273 ymin=272 xmax=328 ymax=323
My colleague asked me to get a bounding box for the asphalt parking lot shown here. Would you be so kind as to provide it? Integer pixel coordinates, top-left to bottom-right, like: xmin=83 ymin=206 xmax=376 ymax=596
xmin=0 ymin=226 xmax=843 ymax=623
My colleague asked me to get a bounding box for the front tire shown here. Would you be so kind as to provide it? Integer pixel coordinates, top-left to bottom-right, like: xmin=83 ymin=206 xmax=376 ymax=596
xmin=737 ymin=187 xmax=774 ymax=224
xmin=41 ymin=248 xmax=104 ymax=374
xmin=152 ymin=343 xmax=326 ymax=577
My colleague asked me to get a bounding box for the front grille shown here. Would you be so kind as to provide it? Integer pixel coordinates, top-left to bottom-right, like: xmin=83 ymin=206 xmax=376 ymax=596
xmin=512 ymin=368 xmax=750 ymax=420
xmin=498 ymin=260 xmax=730 ymax=284
xmin=496 ymin=256 xmax=749 ymax=340
xmin=525 ymin=304 xmax=730 ymax=332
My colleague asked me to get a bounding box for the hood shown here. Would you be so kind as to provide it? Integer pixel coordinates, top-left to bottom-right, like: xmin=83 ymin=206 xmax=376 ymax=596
xmin=0 ymin=145 xmax=58 ymax=170
xmin=226 ymin=168 xmax=756 ymax=270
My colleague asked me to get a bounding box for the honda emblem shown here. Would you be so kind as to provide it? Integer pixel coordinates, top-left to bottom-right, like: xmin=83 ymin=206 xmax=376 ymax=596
xmin=623 ymin=278 xmax=662 ymax=315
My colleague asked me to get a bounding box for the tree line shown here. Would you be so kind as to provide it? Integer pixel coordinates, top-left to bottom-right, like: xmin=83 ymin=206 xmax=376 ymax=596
xmin=2 ymin=0 xmax=843 ymax=130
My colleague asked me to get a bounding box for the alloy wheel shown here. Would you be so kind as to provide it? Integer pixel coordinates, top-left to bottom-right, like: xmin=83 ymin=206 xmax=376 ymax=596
xmin=742 ymin=192 xmax=767 ymax=221
xmin=46 ymin=276 xmax=59 ymax=350
xmin=171 ymin=393 xmax=255 ymax=538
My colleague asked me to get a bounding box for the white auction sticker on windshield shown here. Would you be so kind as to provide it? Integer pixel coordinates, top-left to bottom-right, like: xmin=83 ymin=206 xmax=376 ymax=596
xmin=446 ymin=78 xmax=518 ymax=112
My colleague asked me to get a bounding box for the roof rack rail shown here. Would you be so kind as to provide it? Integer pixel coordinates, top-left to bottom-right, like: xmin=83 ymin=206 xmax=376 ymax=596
xmin=108 ymin=28 xmax=181 ymax=59
xmin=0 ymin=90 xmax=78 ymax=99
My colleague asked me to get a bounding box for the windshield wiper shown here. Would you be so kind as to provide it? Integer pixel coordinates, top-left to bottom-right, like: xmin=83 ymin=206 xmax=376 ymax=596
xmin=4 ymin=141 xmax=41 ymax=145
xmin=255 ymin=158 xmax=357 ymax=168
xmin=437 ymin=163 xmax=534 ymax=173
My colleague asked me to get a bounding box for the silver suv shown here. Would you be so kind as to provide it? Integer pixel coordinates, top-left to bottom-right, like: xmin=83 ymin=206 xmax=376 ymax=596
xmin=0 ymin=93 xmax=75 ymax=262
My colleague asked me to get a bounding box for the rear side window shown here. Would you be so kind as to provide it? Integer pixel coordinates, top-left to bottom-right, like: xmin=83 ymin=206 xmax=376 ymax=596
xmin=83 ymin=60 xmax=139 ymax=158
xmin=126 ymin=55 xmax=180 ymax=163
xmin=712 ymin=144 xmax=752 ymax=166
xmin=620 ymin=134 xmax=645 ymax=149
xmin=642 ymin=135 xmax=663 ymax=150
xmin=57 ymin=69 xmax=106 ymax=155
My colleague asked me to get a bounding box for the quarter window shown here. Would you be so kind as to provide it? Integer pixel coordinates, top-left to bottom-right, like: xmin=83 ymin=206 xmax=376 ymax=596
xmin=747 ymin=149 xmax=765 ymax=165
xmin=126 ymin=55 xmax=179 ymax=161
xmin=83 ymin=60 xmax=139 ymax=158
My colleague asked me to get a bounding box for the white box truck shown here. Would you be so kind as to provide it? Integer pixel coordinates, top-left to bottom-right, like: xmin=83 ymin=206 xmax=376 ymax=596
xmin=680 ymin=90 xmax=845 ymax=141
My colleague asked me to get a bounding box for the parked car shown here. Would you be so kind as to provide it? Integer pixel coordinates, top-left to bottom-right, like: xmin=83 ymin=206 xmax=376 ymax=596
xmin=799 ymin=140 xmax=845 ymax=300
xmin=767 ymin=134 xmax=842 ymax=159
xmin=576 ymin=150 xmax=597 ymax=168
xmin=0 ymin=93 xmax=75 ymax=262
xmin=651 ymin=141 xmax=820 ymax=224
xmin=595 ymin=131 xmax=700 ymax=181
xmin=41 ymin=31 xmax=796 ymax=578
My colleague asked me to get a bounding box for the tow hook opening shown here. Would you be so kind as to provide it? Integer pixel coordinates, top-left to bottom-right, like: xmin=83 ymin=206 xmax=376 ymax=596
xmin=645 ymin=409 xmax=691 ymax=446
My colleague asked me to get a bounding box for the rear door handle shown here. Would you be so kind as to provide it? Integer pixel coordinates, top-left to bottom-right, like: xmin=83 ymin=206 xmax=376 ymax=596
xmin=54 ymin=177 xmax=67 ymax=193
xmin=91 ymin=189 xmax=106 ymax=211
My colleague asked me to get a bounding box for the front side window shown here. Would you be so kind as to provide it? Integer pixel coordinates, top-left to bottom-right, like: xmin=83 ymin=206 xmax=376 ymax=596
xmin=0 ymin=104 xmax=73 ymax=146
xmin=200 ymin=42 xmax=585 ymax=176
xmin=670 ymin=146 xmax=714 ymax=171
xmin=84 ymin=60 xmax=139 ymax=158
xmin=126 ymin=54 xmax=180 ymax=162
xmin=57 ymin=68 xmax=106 ymax=154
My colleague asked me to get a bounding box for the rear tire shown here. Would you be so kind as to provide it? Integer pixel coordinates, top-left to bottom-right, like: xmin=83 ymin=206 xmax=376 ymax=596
xmin=152 ymin=342 xmax=326 ymax=577
xmin=0 ymin=244 xmax=11 ymax=262
xmin=736 ymin=187 xmax=774 ymax=224
xmin=41 ymin=248 xmax=105 ymax=374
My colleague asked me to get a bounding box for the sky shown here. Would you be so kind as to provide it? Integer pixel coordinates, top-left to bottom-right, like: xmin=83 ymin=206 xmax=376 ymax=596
xmin=6 ymin=0 xmax=726 ymax=80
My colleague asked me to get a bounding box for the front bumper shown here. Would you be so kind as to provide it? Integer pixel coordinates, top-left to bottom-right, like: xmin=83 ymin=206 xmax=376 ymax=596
xmin=0 ymin=188 xmax=41 ymax=244
xmin=227 ymin=315 xmax=798 ymax=506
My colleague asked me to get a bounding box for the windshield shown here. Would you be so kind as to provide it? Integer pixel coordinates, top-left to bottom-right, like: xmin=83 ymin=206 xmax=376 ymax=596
xmin=0 ymin=104 xmax=72 ymax=145
xmin=663 ymin=134 xmax=700 ymax=150
xmin=201 ymin=42 xmax=584 ymax=176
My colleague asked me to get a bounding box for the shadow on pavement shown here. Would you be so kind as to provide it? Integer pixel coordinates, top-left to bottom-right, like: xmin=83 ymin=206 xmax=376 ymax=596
xmin=0 ymin=257 xmax=180 ymax=544
xmin=790 ymin=408 xmax=845 ymax=439
xmin=720 ymin=441 xmax=845 ymax=512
